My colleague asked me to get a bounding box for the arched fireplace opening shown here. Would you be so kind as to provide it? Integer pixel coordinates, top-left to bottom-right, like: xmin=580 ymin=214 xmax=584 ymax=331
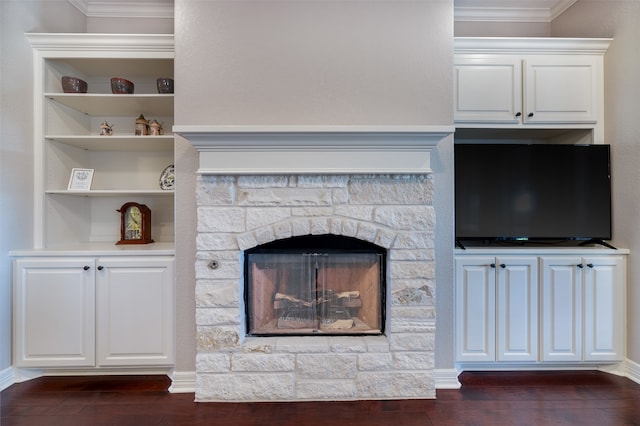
xmin=244 ymin=234 xmax=386 ymax=336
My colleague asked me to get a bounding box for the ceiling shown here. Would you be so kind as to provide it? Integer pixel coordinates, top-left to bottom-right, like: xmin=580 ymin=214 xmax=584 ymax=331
xmin=68 ymin=0 xmax=578 ymax=22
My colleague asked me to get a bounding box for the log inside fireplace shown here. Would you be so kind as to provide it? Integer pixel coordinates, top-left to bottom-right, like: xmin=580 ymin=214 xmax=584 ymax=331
xmin=244 ymin=235 xmax=385 ymax=336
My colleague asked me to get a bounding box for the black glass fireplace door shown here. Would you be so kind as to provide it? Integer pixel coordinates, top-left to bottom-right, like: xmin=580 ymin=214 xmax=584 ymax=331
xmin=246 ymin=251 xmax=384 ymax=336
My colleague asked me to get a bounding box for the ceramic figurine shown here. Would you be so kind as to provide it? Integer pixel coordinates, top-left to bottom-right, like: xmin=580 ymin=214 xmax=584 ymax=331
xmin=135 ymin=114 xmax=149 ymax=136
xmin=149 ymin=119 xmax=164 ymax=136
xmin=99 ymin=121 xmax=113 ymax=136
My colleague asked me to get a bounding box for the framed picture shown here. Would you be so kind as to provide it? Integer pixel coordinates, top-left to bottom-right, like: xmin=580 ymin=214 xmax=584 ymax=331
xmin=67 ymin=168 xmax=94 ymax=190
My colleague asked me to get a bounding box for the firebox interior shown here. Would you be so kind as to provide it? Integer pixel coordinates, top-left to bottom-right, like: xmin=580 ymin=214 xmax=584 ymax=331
xmin=245 ymin=235 xmax=386 ymax=336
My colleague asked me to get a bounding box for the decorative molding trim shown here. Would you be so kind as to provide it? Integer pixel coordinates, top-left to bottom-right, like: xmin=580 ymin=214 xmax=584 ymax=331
xmin=0 ymin=367 xmax=15 ymax=392
xmin=168 ymin=370 xmax=196 ymax=393
xmin=26 ymin=33 xmax=174 ymax=53
xmin=175 ymin=126 xmax=453 ymax=175
xmin=435 ymin=368 xmax=462 ymax=389
xmin=454 ymin=36 xmax=612 ymax=55
xmin=67 ymin=0 xmax=575 ymax=23
xmin=68 ymin=0 xmax=174 ymax=19
xmin=454 ymin=0 xmax=577 ymax=22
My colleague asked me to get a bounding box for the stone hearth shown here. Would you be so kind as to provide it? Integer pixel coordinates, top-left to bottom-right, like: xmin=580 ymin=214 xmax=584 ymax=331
xmin=178 ymin=127 xmax=449 ymax=402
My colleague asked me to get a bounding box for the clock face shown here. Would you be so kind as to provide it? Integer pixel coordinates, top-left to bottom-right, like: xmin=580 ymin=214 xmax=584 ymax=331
xmin=116 ymin=202 xmax=153 ymax=245
xmin=124 ymin=206 xmax=142 ymax=240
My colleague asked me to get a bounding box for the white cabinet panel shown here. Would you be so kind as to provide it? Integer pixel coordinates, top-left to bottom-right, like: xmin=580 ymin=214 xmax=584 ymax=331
xmin=454 ymin=57 xmax=521 ymax=124
xmin=540 ymin=256 xmax=583 ymax=362
xmin=96 ymin=256 xmax=174 ymax=366
xmin=583 ymin=256 xmax=625 ymax=361
xmin=497 ymin=257 xmax=538 ymax=362
xmin=524 ymin=57 xmax=598 ymax=124
xmin=13 ymin=258 xmax=96 ymax=367
xmin=455 ymin=257 xmax=495 ymax=362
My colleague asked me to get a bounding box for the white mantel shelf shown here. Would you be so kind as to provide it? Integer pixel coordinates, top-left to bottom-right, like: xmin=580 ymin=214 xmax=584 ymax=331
xmin=174 ymin=125 xmax=454 ymax=175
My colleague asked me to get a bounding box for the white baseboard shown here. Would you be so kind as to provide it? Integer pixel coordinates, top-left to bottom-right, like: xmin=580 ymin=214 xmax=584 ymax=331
xmin=168 ymin=370 xmax=196 ymax=393
xmin=624 ymin=358 xmax=640 ymax=384
xmin=168 ymin=369 xmax=459 ymax=394
xmin=0 ymin=366 xmax=15 ymax=392
xmin=435 ymin=368 xmax=461 ymax=389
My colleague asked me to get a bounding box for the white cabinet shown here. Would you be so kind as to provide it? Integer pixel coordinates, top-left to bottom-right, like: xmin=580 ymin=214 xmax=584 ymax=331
xmin=455 ymin=249 xmax=626 ymax=366
xmin=13 ymin=254 xmax=175 ymax=368
xmin=540 ymin=255 xmax=625 ymax=362
xmin=455 ymin=256 xmax=538 ymax=362
xmin=27 ymin=33 xmax=175 ymax=249
xmin=454 ymin=38 xmax=611 ymax=142
xmin=14 ymin=34 xmax=176 ymax=373
xmin=13 ymin=257 xmax=96 ymax=367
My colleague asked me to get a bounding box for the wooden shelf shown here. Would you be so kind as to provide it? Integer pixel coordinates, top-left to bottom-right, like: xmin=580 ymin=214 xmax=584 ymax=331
xmin=46 ymin=190 xmax=174 ymax=197
xmin=46 ymin=93 xmax=174 ymax=116
xmin=46 ymin=135 xmax=174 ymax=152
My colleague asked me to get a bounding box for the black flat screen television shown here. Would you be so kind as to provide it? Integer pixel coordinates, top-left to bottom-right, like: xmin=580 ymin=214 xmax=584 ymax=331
xmin=455 ymin=143 xmax=612 ymax=246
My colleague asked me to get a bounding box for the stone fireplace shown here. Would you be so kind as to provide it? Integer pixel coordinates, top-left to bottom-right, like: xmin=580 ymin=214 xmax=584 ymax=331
xmin=179 ymin=127 xmax=449 ymax=402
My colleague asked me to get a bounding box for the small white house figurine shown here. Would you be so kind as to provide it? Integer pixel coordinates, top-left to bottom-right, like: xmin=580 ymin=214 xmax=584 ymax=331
xmin=149 ymin=119 xmax=164 ymax=136
xmin=135 ymin=114 xmax=149 ymax=136
xmin=99 ymin=121 xmax=113 ymax=136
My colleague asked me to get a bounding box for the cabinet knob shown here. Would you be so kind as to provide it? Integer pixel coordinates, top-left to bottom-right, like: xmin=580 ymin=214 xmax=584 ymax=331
xmin=500 ymin=263 xmax=506 ymax=268
xmin=587 ymin=263 xmax=594 ymax=268
xmin=528 ymin=112 xmax=534 ymax=118
xmin=83 ymin=265 xmax=90 ymax=271
xmin=577 ymin=263 xmax=584 ymax=268
xmin=515 ymin=112 xmax=522 ymax=117
xmin=97 ymin=266 xmax=104 ymax=271
xmin=490 ymin=263 xmax=496 ymax=268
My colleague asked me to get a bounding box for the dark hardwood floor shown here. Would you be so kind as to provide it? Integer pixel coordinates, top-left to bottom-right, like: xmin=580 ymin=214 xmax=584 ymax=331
xmin=2 ymin=371 xmax=640 ymax=425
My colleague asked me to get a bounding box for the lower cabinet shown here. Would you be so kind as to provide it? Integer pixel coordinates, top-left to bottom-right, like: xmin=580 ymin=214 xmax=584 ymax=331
xmin=455 ymin=256 xmax=538 ymax=362
xmin=540 ymin=255 xmax=625 ymax=362
xmin=455 ymin=249 xmax=626 ymax=365
xmin=13 ymin=254 xmax=175 ymax=368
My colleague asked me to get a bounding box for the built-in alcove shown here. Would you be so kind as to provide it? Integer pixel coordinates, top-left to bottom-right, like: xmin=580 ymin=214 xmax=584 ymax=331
xmin=245 ymin=235 xmax=386 ymax=336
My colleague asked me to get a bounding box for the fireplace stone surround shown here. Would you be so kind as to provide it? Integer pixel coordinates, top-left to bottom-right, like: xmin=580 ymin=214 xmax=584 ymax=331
xmin=178 ymin=127 xmax=451 ymax=401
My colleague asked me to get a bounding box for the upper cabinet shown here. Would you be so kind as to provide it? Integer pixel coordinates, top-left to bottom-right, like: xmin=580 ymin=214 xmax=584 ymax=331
xmin=27 ymin=34 xmax=175 ymax=250
xmin=454 ymin=37 xmax=611 ymax=143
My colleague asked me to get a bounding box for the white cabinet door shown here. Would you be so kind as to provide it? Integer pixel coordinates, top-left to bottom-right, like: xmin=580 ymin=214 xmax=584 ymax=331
xmin=455 ymin=257 xmax=496 ymax=362
xmin=13 ymin=257 xmax=96 ymax=367
xmin=524 ymin=56 xmax=599 ymax=124
xmin=96 ymin=256 xmax=174 ymax=366
xmin=540 ymin=256 xmax=583 ymax=362
xmin=454 ymin=56 xmax=522 ymax=124
xmin=454 ymin=54 xmax=600 ymax=126
xmin=496 ymin=257 xmax=538 ymax=362
xmin=583 ymin=256 xmax=625 ymax=361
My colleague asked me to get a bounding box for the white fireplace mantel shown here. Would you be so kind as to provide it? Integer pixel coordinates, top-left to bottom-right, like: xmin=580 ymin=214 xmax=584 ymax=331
xmin=174 ymin=125 xmax=453 ymax=175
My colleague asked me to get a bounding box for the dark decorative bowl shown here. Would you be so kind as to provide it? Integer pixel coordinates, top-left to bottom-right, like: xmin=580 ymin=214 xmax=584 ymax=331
xmin=110 ymin=77 xmax=134 ymax=94
xmin=61 ymin=76 xmax=87 ymax=93
xmin=156 ymin=77 xmax=174 ymax=94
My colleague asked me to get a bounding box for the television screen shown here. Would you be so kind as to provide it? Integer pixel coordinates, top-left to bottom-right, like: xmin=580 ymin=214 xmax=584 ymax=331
xmin=455 ymin=143 xmax=612 ymax=244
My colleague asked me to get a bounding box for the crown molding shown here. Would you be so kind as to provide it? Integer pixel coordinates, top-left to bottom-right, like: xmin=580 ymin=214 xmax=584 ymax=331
xmin=68 ymin=0 xmax=173 ymax=19
xmin=454 ymin=0 xmax=577 ymax=23
xmin=68 ymin=0 xmax=575 ymax=23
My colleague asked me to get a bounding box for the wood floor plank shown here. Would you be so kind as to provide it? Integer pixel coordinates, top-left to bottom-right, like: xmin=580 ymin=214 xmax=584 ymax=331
xmin=2 ymin=371 xmax=640 ymax=425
